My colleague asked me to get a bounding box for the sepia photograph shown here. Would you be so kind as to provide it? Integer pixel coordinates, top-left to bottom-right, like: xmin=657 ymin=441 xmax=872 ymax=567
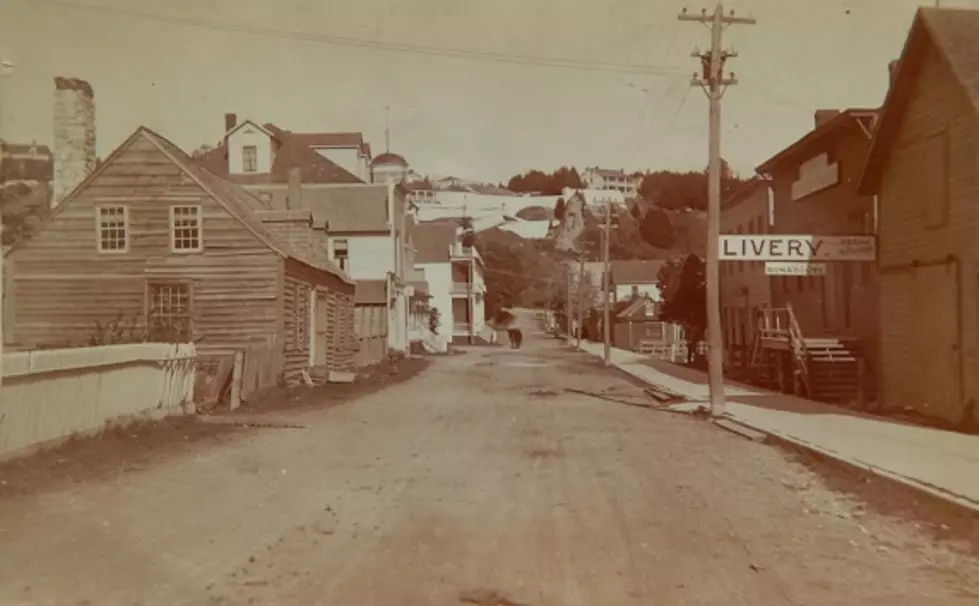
xmin=0 ymin=0 xmax=978 ymax=604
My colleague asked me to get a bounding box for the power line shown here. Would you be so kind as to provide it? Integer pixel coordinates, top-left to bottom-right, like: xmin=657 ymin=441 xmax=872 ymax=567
xmin=36 ymin=0 xmax=694 ymax=77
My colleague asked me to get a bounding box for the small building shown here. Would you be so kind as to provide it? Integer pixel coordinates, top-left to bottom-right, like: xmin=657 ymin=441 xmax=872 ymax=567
xmin=3 ymin=127 xmax=356 ymax=384
xmin=719 ymin=177 xmax=772 ymax=367
xmin=607 ymin=260 xmax=665 ymax=303
xmin=857 ymin=7 xmax=979 ymax=426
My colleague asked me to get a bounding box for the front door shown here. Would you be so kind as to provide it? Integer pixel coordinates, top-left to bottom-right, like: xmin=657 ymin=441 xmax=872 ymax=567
xmin=314 ymin=289 xmax=329 ymax=368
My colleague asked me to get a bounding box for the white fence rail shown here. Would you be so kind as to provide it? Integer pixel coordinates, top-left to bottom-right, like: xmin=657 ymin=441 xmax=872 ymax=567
xmin=0 ymin=343 xmax=196 ymax=460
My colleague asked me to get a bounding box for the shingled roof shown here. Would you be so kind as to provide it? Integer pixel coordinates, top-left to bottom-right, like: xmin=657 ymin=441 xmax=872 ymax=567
xmin=859 ymin=7 xmax=979 ymax=194
xmin=303 ymin=185 xmax=392 ymax=233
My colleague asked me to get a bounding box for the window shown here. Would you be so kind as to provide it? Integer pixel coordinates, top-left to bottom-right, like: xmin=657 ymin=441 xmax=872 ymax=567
xmin=333 ymin=239 xmax=349 ymax=271
xmin=96 ymin=205 xmax=129 ymax=253
xmin=242 ymin=145 xmax=258 ymax=172
xmin=170 ymin=205 xmax=202 ymax=252
xmin=146 ymin=282 xmax=192 ymax=342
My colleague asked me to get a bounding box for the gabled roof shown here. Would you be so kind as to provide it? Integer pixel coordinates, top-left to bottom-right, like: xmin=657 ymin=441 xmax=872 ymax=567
xmin=195 ymin=125 xmax=366 ymax=185
xmin=5 ymin=127 xmax=353 ymax=285
xmin=413 ymin=222 xmax=458 ymax=263
xmin=223 ymin=119 xmax=277 ymax=141
xmin=303 ymin=184 xmax=391 ymax=232
xmin=616 ymin=295 xmax=657 ymax=320
xmin=858 ymin=7 xmax=979 ymax=194
xmin=609 ymin=260 xmax=665 ymax=285
xmin=756 ymin=109 xmax=877 ymax=176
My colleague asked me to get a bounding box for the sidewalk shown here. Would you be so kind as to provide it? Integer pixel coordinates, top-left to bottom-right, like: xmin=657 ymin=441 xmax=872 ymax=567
xmin=576 ymin=340 xmax=979 ymax=513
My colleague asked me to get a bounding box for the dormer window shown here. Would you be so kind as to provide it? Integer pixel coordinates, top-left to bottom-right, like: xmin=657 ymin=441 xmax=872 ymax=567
xmin=242 ymin=145 xmax=258 ymax=173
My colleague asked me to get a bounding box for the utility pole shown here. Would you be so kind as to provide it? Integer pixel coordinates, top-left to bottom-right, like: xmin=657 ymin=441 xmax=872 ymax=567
xmin=566 ymin=263 xmax=573 ymax=338
xmin=0 ymin=55 xmax=12 ymax=398
xmin=679 ymin=3 xmax=754 ymax=417
xmin=601 ymin=200 xmax=613 ymax=366
xmin=576 ymin=252 xmax=585 ymax=351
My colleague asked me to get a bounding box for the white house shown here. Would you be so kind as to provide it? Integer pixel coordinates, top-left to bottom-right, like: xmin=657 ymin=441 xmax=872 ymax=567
xmin=413 ymin=222 xmax=488 ymax=345
xmin=302 ymin=183 xmax=415 ymax=354
xmin=580 ymin=167 xmax=641 ymax=197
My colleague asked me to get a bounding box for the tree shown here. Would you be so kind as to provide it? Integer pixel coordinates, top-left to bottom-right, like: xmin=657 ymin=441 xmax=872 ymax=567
xmin=657 ymin=254 xmax=707 ymax=365
xmin=554 ymin=197 xmax=566 ymax=221
xmin=507 ymin=165 xmax=585 ymax=195
xmin=639 ymin=207 xmax=676 ymax=249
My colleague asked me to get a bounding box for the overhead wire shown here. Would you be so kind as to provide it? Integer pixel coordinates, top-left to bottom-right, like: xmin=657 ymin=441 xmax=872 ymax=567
xmin=36 ymin=0 xmax=694 ymax=77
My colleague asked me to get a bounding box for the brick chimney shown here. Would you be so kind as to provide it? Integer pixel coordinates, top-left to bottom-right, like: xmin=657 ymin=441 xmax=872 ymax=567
xmin=224 ymin=112 xmax=237 ymax=132
xmin=814 ymin=109 xmax=841 ymax=129
xmin=287 ymin=166 xmax=302 ymax=210
xmin=53 ymin=77 xmax=95 ymax=207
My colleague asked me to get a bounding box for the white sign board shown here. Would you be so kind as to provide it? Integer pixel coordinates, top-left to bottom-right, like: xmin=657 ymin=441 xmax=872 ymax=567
xmin=765 ymin=262 xmax=828 ymax=277
xmin=791 ymin=152 xmax=839 ymax=201
xmin=719 ymin=235 xmax=876 ymax=262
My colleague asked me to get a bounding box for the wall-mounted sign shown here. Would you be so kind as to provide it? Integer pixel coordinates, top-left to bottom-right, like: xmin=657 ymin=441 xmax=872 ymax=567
xmin=791 ymin=152 xmax=839 ymax=201
xmin=765 ymin=262 xmax=828 ymax=276
xmin=720 ymin=234 xmax=876 ymax=262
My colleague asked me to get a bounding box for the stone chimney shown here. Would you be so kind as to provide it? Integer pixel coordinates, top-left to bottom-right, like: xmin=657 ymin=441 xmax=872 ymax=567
xmin=224 ymin=112 xmax=237 ymax=132
xmin=287 ymin=166 xmax=303 ymax=210
xmin=53 ymin=77 xmax=95 ymax=207
xmin=814 ymin=109 xmax=841 ymax=129
xmin=888 ymin=60 xmax=900 ymax=88
xmin=256 ymin=209 xmax=314 ymax=262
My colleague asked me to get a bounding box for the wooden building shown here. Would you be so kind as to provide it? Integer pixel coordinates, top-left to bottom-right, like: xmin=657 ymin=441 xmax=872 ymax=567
xmin=751 ymin=107 xmax=879 ymax=404
xmin=3 ymin=127 xmax=356 ymax=384
xmin=857 ymin=7 xmax=979 ymax=427
xmin=719 ymin=177 xmax=772 ymax=370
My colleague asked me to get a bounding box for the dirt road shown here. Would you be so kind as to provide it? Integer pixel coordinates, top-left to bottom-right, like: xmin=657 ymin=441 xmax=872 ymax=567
xmin=1 ymin=335 xmax=978 ymax=605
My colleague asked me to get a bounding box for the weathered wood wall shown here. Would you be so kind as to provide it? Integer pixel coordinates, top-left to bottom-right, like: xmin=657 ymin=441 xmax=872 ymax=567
xmin=6 ymin=133 xmax=283 ymax=354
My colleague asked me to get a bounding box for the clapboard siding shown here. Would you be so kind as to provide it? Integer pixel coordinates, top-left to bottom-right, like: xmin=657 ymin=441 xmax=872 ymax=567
xmin=877 ymin=39 xmax=979 ymax=423
xmin=7 ymin=132 xmax=281 ymax=352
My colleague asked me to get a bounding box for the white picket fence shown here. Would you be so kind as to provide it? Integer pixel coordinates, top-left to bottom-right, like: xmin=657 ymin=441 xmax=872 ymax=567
xmin=0 ymin=343 xmax=196 ymax=460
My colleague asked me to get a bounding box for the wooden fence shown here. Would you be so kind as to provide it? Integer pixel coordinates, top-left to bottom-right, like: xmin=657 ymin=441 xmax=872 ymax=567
xmin=354 ymin=304 xmax=388 ymax=368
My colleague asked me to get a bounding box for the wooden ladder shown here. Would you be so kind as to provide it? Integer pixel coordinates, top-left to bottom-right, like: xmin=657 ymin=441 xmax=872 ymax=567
xmin=784 ymin=303 xmax=812 ymax=397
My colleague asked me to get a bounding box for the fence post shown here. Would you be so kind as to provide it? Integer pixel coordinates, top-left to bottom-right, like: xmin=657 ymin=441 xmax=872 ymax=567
xmin=229 ymin=350 xmax=243 ymax=411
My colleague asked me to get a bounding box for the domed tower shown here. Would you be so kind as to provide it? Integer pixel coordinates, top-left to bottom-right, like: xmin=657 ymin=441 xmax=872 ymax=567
xmin=371 ymin=105 xmax=410 ymax=184
xmin=371 ymin=151 xmax=409 ymax=185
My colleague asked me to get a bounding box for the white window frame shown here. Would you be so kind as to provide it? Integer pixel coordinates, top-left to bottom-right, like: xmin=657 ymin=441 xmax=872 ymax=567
xmin=169 ymin=205 xmax=203 ymax=253
xmin=95 ymin=205 xmax=130 ymax=254
xmin=242 ymin=145 xmax=258 ymax=173
xmin=333 ymin=239 xmax=349 ymax=271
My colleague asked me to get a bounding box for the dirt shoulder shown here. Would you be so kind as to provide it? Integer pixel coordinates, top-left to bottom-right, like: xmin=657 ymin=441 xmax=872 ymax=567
xmin=0 ymin=356 xmax=431 ymax=500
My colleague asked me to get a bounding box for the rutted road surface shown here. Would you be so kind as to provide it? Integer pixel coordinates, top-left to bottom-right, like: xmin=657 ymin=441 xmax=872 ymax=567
xmin=1 ymin=336 xmax=978 ymax=605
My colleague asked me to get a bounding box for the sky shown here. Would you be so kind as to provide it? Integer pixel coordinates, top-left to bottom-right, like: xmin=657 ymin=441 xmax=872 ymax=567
xmin=0 ymin=0 xmax=976 ymax=183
